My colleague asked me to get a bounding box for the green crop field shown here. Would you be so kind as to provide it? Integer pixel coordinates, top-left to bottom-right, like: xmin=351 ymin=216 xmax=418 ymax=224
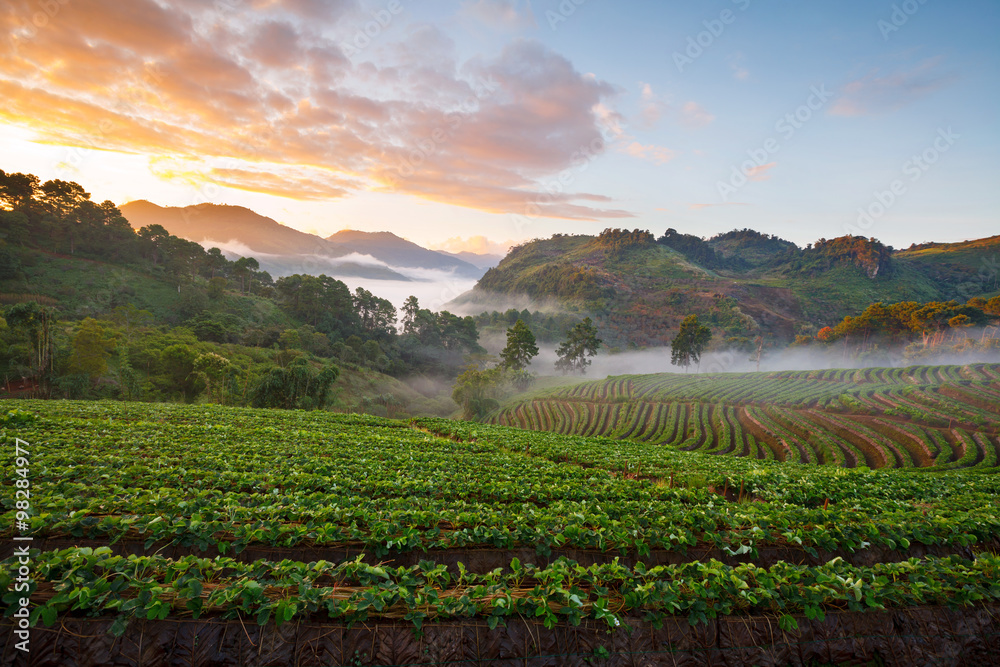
xmin=490 ymin=363 xmax=1000 ymax=472
xmin=2 ymin=396 xmax=999 ymax=664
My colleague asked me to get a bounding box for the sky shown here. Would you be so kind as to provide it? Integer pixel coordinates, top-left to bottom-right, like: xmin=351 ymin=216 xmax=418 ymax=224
xmin=2 ymin=0 xmax=998 ymax=252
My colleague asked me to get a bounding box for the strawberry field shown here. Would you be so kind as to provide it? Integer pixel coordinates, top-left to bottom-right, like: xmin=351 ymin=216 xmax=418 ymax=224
xmin=491 ymin=363 xmax=1000 ymax=472
xmin=2 ymin=397 xmax=1000 ymax=665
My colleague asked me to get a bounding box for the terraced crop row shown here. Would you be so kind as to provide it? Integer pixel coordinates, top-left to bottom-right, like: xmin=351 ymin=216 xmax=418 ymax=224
xmin=492 ymin=364 xmax=1000 ymax=470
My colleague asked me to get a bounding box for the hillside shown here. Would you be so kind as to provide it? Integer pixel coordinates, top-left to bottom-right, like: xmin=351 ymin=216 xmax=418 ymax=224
xmin=0 ymin=248 xmax=455 ymax=415
xmin=463 ymin=230 xmax=1000 ymax=348
xmin=0 ymin=170 xmax=482 ymax=415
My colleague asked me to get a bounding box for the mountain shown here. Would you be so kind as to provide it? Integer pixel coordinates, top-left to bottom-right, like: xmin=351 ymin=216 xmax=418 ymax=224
xmin=439 ymin=250 xmax=504 ymax=271
xmin=456 ymin=229 xmax=1000 ymax=349
xmin=122 ymin=200 xmax=342 ymax=257
xmin=120 ymin=201 xmax=408 ymax=281
xmin=326 ymin=230 xmax=485 ymax=279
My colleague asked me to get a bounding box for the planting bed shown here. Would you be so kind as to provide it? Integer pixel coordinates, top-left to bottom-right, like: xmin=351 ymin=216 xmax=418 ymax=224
xmin=2 ymin=394 xmax=999 ymax=665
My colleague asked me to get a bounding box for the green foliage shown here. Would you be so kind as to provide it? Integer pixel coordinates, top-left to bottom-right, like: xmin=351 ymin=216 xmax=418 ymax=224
xmin=3 ymin=399 xmax=1000 ymax=635
xmin=68 ymin=318 xmax=117 ymax=379
xmin=452 ymin=364 xmax=505 ymax=420
xmin=670 ymin=315 xmax=712 ymax=371
xmin=193 ymin=352 xmax=231 ymax=404
xmin=555 ymin=318 xmax=602 ymax=375
xmin=250 ymin=358 xmax=339 ymax=410
xmin=593 ymin=228 xmax=656 ymax=256
xmin=499 ymin=320 xmax=539 ymax=373
xmin=657 ymin=228 xmax=727 ymax=269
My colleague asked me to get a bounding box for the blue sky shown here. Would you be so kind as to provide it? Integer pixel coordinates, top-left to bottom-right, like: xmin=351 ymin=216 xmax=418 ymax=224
xmin=1 ymin=0 xmax=997 ymax=251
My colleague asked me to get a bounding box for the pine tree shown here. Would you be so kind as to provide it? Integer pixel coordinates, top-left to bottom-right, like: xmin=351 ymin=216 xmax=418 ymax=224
xmin=555 ymin=317 xmax=602 ymax=375
xmin=500 ymin=319 xmax=539 ymax=371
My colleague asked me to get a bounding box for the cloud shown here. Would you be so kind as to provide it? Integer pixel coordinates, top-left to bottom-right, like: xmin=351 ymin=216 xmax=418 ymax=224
xmin=745 ymin=162 xmax=776 ymax=181
xmin=625 ymin=142 xmax=676 ymax=166
xmin=460 ymin=0 xmax=536 ymax=30
xmin=433 ymin=236 xmax=514 ymax=255
xmin=0 ymin=1 xmax=629 ymax=222
xmin=638 ymin=82 xmax=666 ymax=128
xmin=830 ymin=58 xmax=957 ymax=117
xmin=678 ymin=101 xmax=714 ymax=128
xmin=634 ymin=83 xmax=713 ymax=129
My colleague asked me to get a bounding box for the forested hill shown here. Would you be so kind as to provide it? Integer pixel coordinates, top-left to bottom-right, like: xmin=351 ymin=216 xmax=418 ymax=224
xmin=0 ymin=169 xmax=475 ymax=415
xmin=465 ymin=229 xmax=1000 ymax=349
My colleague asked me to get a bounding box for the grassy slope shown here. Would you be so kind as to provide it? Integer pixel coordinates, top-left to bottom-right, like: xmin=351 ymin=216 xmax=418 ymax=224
xmin=2 ymin=249 xmax=183 ymax=319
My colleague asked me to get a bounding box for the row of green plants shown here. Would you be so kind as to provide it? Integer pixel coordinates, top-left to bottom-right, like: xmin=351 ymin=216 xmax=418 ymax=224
xmin=5 ymin=548 xmax=999 ymax=634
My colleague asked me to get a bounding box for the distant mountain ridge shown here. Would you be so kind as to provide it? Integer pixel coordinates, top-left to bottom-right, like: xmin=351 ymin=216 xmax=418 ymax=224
xmin=121 ymin=200 xmax=342 ymax=257
xmin=439 ymin=250 xmax=504 ymax=271
xmin=326 ymin=230 xmax=483 ymax=278
xmin=120 ymin=201 xmax=488 ymax=281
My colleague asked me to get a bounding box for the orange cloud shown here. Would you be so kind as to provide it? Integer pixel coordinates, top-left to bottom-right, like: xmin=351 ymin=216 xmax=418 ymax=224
xmin=0 ymin=0 xmax=630 ymax=221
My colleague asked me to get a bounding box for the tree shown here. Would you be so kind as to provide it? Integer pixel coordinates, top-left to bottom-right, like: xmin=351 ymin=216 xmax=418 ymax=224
xmin=670 ymin=315 xmax=712 ymax=373
xmin=452 ymin=363 xmax=505 ymax=420
xmin=68 ymin=318 xmax=116 ymax=379
xmin=402 ymin=296 xmax=420 ymax=335
xmin=4 ymin=301 xmax=56 ymax=386
xmin=232 ymin=257 xmax=260 ymax=294
xmin=0 ymin=211 xmax=30 ymax=246
xmin=159 ymin=344 xmax=201 ymax=402
xmin=250 ymin=358 xmax=339 ymax=410
xmin=0 ymin=170 xmax=40 ymax=212
xmin=194 ymin=353 xmax=231 ymax=404
xmin=353 ymin=287 xmax=397 ymax=339
xmin=555 ymin=317 xmax=602 ymax=375
xmin=500 ymin=320 xmax=539 ymax=372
